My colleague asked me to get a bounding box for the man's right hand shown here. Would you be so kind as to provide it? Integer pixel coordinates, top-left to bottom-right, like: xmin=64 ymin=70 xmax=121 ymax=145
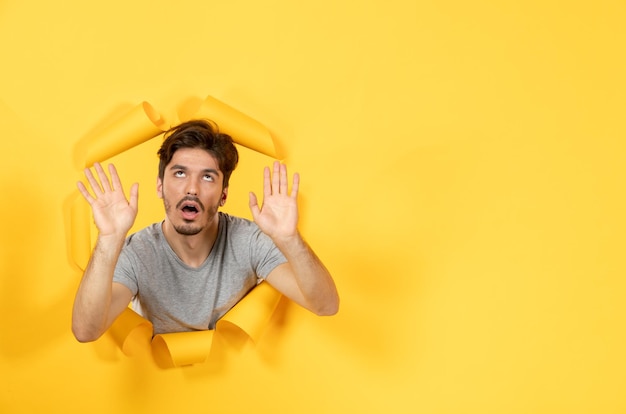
xmin=77 ymin=162 xmax=138 ymax=238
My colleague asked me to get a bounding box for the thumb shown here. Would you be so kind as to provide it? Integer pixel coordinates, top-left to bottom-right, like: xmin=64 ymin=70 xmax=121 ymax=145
xmin=248 ymin=192 xmax=261 ymax=219
xmin=129 ymin=183 xmax=139 ymax=210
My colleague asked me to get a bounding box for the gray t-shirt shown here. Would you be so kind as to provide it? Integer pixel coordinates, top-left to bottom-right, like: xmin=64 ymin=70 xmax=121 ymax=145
xmin=113 ymin=212 xmax=286 ymax=334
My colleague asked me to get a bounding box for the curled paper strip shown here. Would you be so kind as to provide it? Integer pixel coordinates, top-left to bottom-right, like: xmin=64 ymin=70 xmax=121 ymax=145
xmin=183 ymin=95 xmax=278 ymax=158
xmin=216 ymin=279 xmax=284 ymax=343
xmin=108 ymin=305 xmax=153 ymax=356
xmin=84 ymin=101 xmax=166 ymax=167
xmin=81 ymin=94 xmax=277 ymax=168
xmin=151 ymin=329 xmax=214 ymax=368
xmin=108 ymin=282 xmax=282 ymax=368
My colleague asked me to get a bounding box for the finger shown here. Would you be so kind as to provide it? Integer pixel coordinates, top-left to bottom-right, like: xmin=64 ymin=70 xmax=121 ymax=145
xmin=263 ymin=166 xmax=272 ymax=198
xmin=108 ymin=163 xmax=123 ymax=192
xmin=84 ymin=166 xmax=104 ymax=196
xmin=94 ymin=162 xmax=112 ymax=192
xmin=271 ymin=161 xmax=280 ymax=195
xmin=76 ymin=181 xmax=95 ymax=204
xmin=128 ymin=183 xmax=139 ymax=211
xmin=291 ymin=172 xmax=300 ymax=199
xmin=279 ymin=163 xmax=288 ymax=195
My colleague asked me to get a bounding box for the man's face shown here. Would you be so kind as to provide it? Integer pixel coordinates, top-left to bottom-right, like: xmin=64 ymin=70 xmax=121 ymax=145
xmin=157 ymin=147 xmax=227 ymax=236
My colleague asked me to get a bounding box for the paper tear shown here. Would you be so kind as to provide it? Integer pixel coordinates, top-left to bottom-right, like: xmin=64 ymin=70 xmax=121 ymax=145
xmin=71 ymin=95 xmax=281 ymax=367
xmin=108 ymin=282 xmax=281 ymax=368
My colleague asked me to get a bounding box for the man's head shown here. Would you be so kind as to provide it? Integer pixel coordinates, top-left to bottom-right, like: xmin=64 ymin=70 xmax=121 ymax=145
xmin=156 ymin=120 xmax=239 ymax=236
xmin=157 ymin=119 xmax=239 ymax=189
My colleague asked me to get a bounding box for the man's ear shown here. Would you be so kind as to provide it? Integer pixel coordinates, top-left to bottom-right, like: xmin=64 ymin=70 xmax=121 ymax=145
xmin=156 ymin=177 xmax=163 ymax=199
xmin=220 ymin=188 xmax=228 ymax=206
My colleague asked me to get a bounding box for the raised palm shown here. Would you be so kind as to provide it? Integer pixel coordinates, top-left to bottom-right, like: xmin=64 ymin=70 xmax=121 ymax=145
xmin=77 ymin=163 xmax=138 ymax=238
xmin=249 ymin=162 xmax=299 ymax=242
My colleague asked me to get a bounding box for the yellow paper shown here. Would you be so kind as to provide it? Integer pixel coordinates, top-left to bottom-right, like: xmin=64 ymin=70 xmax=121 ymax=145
xmin=217 ymin=282 xmax=282 ymax=343
xmin=151 ymin=331 xmax=215 ymax=368
xmin=84 ymin=101 xmax=166 ymax=167
xmin=184 ymin=95 xmax=277 ymax=158
xmin=72 ymin=94 xmax=282 ymax=368
xmin=69 ymin=193 xmax=92 ymax=271
xmin=104 ymin=283 xmax=282 ymax=368
xmin=108 ymin=307 xmax=153 ymax=356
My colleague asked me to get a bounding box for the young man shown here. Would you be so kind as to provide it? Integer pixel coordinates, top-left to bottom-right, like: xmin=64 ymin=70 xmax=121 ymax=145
xmin=72 ymin=119 xmax=339 ymax=342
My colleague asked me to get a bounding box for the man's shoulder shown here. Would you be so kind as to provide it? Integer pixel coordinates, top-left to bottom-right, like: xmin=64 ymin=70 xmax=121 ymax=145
xmin=220 ymin=212 xmax=256 ymax=229
xmin=125 ymin=222 xmax=163 ymax=247
xmin=219 ymin=212 xmax=262 ymax=242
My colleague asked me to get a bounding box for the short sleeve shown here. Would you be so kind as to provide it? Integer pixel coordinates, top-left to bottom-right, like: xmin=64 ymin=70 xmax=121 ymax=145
xmin=250 ymin=228 xmax=287 ymax=279
xmin=113 ymin=244 xmax=139 ymax=296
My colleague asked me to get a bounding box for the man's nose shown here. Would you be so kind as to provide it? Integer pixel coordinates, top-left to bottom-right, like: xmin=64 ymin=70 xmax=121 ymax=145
xmin=185 ymin=180 xmax=198 ymax=196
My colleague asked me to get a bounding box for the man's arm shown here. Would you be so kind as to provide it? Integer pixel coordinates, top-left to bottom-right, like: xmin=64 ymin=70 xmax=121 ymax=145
xmin=249 ymin=162 xmax=339 ymax=316
xmin=71 ymin=163 xmax=138 ymax=342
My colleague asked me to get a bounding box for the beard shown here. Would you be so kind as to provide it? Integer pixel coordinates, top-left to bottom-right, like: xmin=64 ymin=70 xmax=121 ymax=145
xmin=173 ymin=222 xmax=204 ymax=236
xmin=162 ymin=193 xmax=220 ymax=236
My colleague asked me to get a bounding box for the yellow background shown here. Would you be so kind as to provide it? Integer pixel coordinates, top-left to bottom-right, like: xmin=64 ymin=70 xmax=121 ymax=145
xmin=1 ymin=0 xmax=625 ymax=412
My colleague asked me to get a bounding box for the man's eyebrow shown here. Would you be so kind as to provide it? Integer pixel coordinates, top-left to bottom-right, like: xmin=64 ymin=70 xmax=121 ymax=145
xmin=202 ymin=168 xmax=221 ymax=176
xmin=169 ymin=164 xmax=221 ymax=175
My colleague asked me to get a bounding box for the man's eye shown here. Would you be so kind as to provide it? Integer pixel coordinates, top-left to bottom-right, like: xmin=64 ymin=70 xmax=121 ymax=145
xmin=203 ymin=174 xmax=214 ymax=182
xmin=174 ymin=171 xmax=185 ymax=177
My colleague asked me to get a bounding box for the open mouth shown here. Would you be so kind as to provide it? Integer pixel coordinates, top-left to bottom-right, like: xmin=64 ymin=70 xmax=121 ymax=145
xmin=182 ymin=204 xmax=199 ymax=213
xmin=180 ymin=203 xmax=199 ymax=220
xmin=177 ymin=197 xmax=203 ymax=220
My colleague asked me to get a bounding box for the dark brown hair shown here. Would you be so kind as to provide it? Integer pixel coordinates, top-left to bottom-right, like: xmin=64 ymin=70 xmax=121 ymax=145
xmin=157 ymin=119 xmax=239 ymax=188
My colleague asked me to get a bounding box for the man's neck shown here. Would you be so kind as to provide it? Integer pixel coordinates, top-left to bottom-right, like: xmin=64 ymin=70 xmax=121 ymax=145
xmin=161 ymin=218 xmax=220 ymax=268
